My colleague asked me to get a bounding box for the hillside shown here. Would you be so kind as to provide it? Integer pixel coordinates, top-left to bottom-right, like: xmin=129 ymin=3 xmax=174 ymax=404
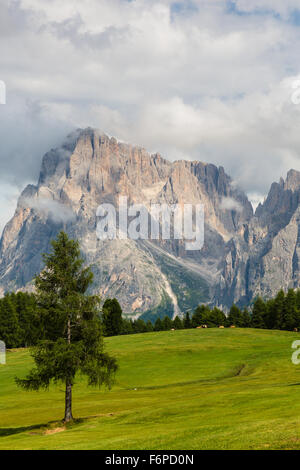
xmin=1 ymin=328 xmax=300 ymax=450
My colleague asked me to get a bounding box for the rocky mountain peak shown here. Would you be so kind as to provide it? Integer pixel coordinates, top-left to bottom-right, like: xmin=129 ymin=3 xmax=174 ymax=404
xmin=0 ymin=129 xmax=299 ymax=316
xmin=284 ymin=169 xmax=300 ymax=192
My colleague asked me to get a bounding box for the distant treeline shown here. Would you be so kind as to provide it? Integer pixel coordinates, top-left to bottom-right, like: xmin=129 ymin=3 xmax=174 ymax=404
xmin=1 ymin=288 xmax=300 ymax=347
xmin=0 ymin=292 xmax=38 ymax=348
xmin=98 ymin=289 xmax=300 ymax=336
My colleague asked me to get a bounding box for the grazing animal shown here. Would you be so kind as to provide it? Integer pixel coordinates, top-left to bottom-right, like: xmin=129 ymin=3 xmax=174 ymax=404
xmin=202 ymin=325 xmax=208 ymax=328
xmin=230 ymin=325 xmax=236 ymax=328
xmin=219 ymin=325 xmax=225 ymax=329
xmin=294 ymin=328 xmax=298 ymax=332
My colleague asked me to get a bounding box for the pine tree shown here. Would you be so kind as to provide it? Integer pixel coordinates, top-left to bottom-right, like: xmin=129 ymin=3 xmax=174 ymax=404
xmin=184 ymin=312 xmax=192 ymax=329
xmin=122 ymin=318 xmax=134 ymax=335
xmin=209 ymin=307 xmax=226 ymax=327
xmin=270 ymin=290 xmax=285 ymax=329
xmin=296 ymin=290 xmax=300 ymax=311
xmin=16 ymin=231 xmax=118 ymax=423
xmin=102 ymin=298 xmax=123 ymax=336
xmin=133 ymin=319 xmax=147 ymax=333
xmin=154 ymin=317 xmax=163 ymax=331
xmin=173 ymin=316 xmax=183 ymax=329
xmin=241 ymin=308 xmax=251 ymax=327
xmin=192 ymin=305 xmax=210 ymax=327
xmin=15 ymin=292 xmax=39 ymax=346
xmin=162 ymin=316 xmax=173 ymax=330
xmin=264 ymin=299 xmax=275 ymax=329
xmin=282 ymin=289 xmax=298 ymax=331
xmin=146 ymin=320 xmax=154 ymax=332
xmin=0 ymin=295 xmax=21 ymax=348
xmin=227 ymin=304 xmax=243 ymax=327
xmin=251 ymin=297 xmax=266 ymax=329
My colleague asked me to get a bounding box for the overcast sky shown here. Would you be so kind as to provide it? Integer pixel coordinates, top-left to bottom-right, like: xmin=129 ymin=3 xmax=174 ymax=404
xmin=0 ymin=0 xmax=300 ymax=233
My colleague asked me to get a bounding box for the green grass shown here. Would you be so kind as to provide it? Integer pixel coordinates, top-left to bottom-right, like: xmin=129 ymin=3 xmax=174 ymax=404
xmin=1 ymin=328 xmax=300 ymax=449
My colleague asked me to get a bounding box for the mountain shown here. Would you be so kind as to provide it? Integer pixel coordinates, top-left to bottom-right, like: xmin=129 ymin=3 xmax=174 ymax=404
xmin=0 ymin=128 xmax=299 ymax=318
xmin=215 ymin=169 xmax=300 ymax=307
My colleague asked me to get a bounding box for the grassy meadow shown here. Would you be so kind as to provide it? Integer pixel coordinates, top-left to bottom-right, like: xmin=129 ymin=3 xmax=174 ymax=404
xmin=1 ymin=328 xmax=300 ymax=449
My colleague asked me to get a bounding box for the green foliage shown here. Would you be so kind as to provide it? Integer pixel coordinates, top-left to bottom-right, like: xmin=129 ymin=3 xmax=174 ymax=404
xmin=0 ymin=294 xmax=21 ymax=348
xmin=132 ymin=319 xmax=147 ymax=333
xmin=282 ymin=289 xmax=299 ymax=331
xmin=251 ymin=297 xmax=266 ymax=329
xmin=227 ymin=304 xmax=245 ymax=327
xmin=184 ymin=311 xmax=192 ymax=329
xmin=154 ymin=317 xmax=163 ymax=332
xmin=191 ymin=305 xmax=225 ymax=328
xmin=241 ymin=308 xmax=251 ymax=327
xmin=209 ymin=307 xmax=226 ymax=327
xmin=122 ymin=318 xmax=134 ymax=335
xmin=0 ymin=292 xmax=38 ymax=348
xmin=14 ymin=292 xmax=39 ymax=346
xmin=162 ymin=315 xmax=173 ymax=330
xmin=102 ymin=298 xmax=123 ymax=336
xmin=15 ymin=231 xmax=118 ymax=421
xmin=146 ymin=320 xmax=154 ymax=332
xmin=192 ymin=305 xmax=210 ymax=327
xmin=273 ymin=289 xmax=285 ymax=329
xmin=173 ymin=316 xmax=183 ymax=329
xmin=249 ymin=290 xmax=300 ymax=331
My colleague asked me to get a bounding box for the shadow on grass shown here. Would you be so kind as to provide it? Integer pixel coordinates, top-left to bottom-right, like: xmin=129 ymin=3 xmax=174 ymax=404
xmin=0 ymin=423 xmax=51 ymax=437
xmin=0 ymin=420 xmax=76 ymax=438
xmin=0 ymin=415 xmax=112 ymax=438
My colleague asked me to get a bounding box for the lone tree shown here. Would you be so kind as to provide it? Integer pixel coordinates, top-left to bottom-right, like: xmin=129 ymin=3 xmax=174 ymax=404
xmin=16 ymin=231 xmax=118 ymax=422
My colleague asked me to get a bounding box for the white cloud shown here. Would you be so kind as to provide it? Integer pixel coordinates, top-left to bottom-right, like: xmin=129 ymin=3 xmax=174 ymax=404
xmin=220 ymin=197 xmax=243 ymax=212
xmin=0 ymin=183 xmax=20 ymax=234
xmin=24 ymin=196 xmax=76 ymax=224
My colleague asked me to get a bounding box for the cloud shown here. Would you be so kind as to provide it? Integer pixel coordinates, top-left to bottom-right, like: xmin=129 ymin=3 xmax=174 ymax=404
xmin=220 ymin=197 xmax=243 ymax=212
xmin=0 ymin=0 xmax=300 ymax=233
xmin=233 ymin=1 xmax=300 ymax=18
xmin=23 ymin=196 xmax=76 ymax=224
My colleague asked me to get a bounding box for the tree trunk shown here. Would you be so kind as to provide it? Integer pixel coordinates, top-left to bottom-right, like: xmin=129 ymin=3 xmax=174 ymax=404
xmin=64 ymin=317 xmax=73 ymax=422
xmin=64 ymin=380 xmax=73 ymax=422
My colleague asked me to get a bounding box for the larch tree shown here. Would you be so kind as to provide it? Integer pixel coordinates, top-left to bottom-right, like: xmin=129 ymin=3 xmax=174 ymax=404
xmin=16 ymin=231 xmax=118 ymax=423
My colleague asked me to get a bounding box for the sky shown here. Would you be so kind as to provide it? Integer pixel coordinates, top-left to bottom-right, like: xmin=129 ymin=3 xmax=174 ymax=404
xmin=0 ymin=0 xmax=300 ymax=233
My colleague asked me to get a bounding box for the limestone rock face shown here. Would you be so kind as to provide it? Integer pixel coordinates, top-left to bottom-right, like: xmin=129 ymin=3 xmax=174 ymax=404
xmin=215 ymin=169 xmax=300 ymax=307
xmin=0 ymin=128 xmax=298 ymax=316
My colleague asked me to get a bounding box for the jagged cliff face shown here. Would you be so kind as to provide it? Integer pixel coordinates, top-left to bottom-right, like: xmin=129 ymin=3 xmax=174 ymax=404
xmin=0 ymin=128 xmax=298 ymax=316
xmin=216 ymin=169 xmax=300 ymax=307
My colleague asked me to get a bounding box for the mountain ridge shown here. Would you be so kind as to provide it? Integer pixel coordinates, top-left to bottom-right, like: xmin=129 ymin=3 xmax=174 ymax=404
xmin=0 ymin=128 xmax=299 ymax=318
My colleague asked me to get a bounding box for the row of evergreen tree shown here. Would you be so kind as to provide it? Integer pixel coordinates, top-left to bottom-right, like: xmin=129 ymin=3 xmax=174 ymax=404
xmin=2 ymin=288 xmax=300 ymax=347
xmin=101 ymin=289 xmax=300 ymax=336
xmin=0 ymin=292 xmax=38 ymax=348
